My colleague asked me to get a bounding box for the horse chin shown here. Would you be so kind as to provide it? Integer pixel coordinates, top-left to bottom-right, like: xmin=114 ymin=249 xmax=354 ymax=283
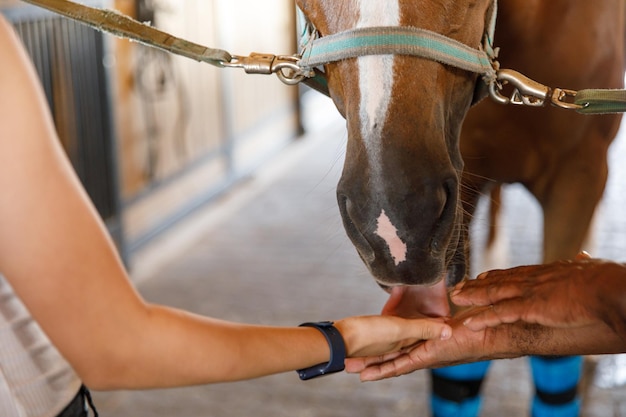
xmin=377 ymin=262 xmax=463 ymax=319
xmin=379 ymin=278 xmax=451 ymax=318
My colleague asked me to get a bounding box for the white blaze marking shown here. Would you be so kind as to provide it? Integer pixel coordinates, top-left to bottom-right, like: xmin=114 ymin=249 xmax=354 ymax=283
xmin=357 ymin=0 xmax=400 ymax=180
xmin=376 ymin=210 xmax=407 ymax=266
xmin=358 ymin=1 xmax=404 ymax=267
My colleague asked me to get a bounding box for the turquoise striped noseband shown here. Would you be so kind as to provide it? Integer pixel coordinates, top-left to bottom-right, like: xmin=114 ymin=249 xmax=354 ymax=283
xmin=296 ymin=0 xmax=499 ymax=99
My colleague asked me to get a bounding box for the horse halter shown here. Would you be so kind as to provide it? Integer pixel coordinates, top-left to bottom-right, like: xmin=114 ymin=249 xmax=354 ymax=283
xmin=23 ymin=0 xmax=625 ymax=113
xmin=293 ymin=2 xmax=609 ymax=112
xmin=295 ymin=0 xmax=500 ymax=103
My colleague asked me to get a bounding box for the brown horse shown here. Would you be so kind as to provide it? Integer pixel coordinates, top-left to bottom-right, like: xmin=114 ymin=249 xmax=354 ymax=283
xmin=296 ymin=0 xmax=493 ymax=303
xmin=461 ymin=1 xmax=624 ymax=271
xmin=295 ymin=0 xmax=625 ymax=318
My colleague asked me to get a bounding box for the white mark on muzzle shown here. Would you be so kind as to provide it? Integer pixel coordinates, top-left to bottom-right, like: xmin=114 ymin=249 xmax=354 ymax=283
xmin=375 ymin=210 xmax=407 ymax=266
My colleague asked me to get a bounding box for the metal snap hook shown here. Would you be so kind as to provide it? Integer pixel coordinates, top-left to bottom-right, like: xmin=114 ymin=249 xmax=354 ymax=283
xmin=489 ymin=69 xmax=550 ymax=107
xmin=220 ymin=53 xmax=312 ymax=85
xmin=551 ymin=88 xmax=583 ymax=110
xmin=273 ymin=55 xmax=310 ymax=85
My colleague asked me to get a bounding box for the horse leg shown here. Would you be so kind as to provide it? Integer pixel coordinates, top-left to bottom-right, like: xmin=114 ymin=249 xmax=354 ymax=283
xmin=537 ymin=141 xmax=609 ymax=264
xmin=529 ymin=136 xmax=610 ymax=417
xmin=430 ymin=362 xmax=491 ymax=417
xmin=485 ymin=184 xmax=502 ymax=250
xmin=476 ymin=184 xmax=510 ymax=274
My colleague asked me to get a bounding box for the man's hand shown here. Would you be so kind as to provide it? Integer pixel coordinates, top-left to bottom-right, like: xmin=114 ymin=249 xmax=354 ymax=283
xmin=449 ymin=253 xmax=626 ymax=332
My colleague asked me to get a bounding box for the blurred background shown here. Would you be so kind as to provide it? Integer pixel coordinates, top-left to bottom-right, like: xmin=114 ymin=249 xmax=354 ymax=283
xmin=0 ymin=0 xmax=302 ymax=263
xmin=1 ymin=1 xmax=626 ymax=416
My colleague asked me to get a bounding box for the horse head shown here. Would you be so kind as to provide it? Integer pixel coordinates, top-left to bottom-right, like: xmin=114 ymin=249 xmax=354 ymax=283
xmin=296 ymin=0 xmax=495 ymax=293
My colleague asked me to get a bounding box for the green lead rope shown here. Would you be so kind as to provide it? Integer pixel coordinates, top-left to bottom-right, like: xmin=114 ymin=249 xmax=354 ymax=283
xmin=575 ymin=89 xmax=626 ymax=114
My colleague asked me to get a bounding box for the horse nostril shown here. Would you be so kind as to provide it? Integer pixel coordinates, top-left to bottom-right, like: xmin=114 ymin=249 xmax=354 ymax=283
xmin=337 ymin=193 xmax=376 ymax=263
xmin=430 ymin=176 xmax=458 ymax=254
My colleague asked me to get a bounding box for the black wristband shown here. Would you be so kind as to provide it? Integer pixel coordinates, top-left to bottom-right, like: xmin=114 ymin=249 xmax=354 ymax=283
xmin=296 ymin=321 xmax=346 ymax=380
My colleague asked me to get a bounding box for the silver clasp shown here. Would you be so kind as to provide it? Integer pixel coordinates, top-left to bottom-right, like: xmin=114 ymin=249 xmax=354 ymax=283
xmin=489 ymin=69 xmax=550 ymax=107
xmin=220 ymin=53 xmax=312 ymax=85
xmin=489 ymin=68 xmax=584 ymax=110
xmin=549 ymin=87 xmax=582 ymax=110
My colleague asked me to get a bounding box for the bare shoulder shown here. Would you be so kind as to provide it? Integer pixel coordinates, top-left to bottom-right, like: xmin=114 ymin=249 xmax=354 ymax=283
xmin=0 ymin=13 xmax=43 ymax=89
xmin=0 ymin=14 xmax=31 ymax=97
xmin=0 ymin=13 xmax=16 ymax=50
xmin=0 ymin=12 xmax=51 ymax=142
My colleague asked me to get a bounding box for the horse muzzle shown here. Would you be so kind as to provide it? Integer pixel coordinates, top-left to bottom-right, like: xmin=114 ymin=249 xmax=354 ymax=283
xmin=337 ymin=174 xmax=461 ymax=287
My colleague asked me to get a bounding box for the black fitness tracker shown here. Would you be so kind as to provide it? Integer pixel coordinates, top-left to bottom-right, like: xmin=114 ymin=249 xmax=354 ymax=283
xmin=296 ymin=321 xmax=346 ymax=380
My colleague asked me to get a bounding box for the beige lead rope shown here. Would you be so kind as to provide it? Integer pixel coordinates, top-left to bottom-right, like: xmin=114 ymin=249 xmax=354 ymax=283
xmin=20 ymin=0 xmax=234 ymax=66
xmin=3 ymin=0 xmax=352 ymax=97
xmin=18 ymin=0 xmax=312 ymax=85
xmin=17 ymin=0 xmax=321 ymax=89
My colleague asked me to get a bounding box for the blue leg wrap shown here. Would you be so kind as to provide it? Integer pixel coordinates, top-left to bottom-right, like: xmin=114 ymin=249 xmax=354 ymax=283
xmin=530 ymin=355 xmax=583 ymax=417
xmin=430 ymin=391 xmax=483 ymax=417
xmin=430 ymin=361 xmax=491 ymax=417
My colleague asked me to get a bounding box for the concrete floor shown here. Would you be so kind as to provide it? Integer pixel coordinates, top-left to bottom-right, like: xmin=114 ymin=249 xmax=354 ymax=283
xmin=92 ymin=95 xmax=626 ymax=416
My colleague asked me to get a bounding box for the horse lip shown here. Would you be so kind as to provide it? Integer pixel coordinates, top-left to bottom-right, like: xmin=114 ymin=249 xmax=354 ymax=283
xmin=374 ymin=261 xmax=455 ymax=290
xmin=377 ymin=282 xmax=441 ymax=292
xmin=374 ymin=272 xmax=444 ymax=290
xmin=378 ymin=283 xmax=394 ymax=294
